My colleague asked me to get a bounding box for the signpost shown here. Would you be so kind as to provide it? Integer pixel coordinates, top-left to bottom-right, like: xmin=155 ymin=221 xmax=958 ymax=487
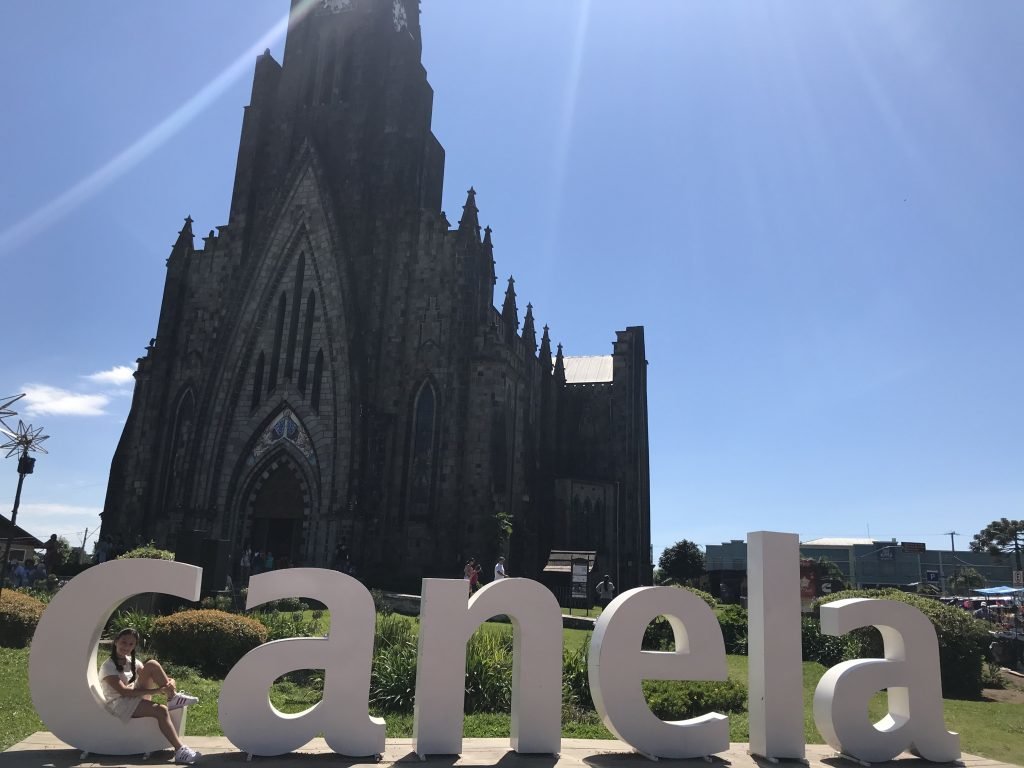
xmin=571 ymin=559 xmax=589 ymax=615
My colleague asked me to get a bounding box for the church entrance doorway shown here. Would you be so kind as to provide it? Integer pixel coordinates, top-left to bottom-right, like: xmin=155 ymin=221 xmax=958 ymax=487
xmin=247 ymin=458 xmax=307 ymax=569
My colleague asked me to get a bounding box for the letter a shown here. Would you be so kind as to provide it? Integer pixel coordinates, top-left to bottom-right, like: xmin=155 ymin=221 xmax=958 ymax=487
xmin=219 ymin=569 xmax=384 ymax=756
xmin=813 ymin=598 xmax=959 ymax=763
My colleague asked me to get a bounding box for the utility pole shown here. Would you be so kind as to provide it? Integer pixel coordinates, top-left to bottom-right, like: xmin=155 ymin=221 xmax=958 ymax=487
xmin=944 ymin=531 xmax=959 ymax=552
xmin=0 ymin=418 xmax=49 ymax=603
xmin=942 ymin=532 xmax=959 ymax=594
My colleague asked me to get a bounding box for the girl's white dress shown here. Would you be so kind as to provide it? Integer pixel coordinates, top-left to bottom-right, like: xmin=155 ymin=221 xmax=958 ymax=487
xmin=99 ymin=656 xmax=145 ymax=722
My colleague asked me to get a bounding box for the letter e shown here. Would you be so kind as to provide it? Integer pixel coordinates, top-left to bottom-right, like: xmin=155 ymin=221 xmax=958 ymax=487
xmin=588 ymin=587 xmax=729 ymax=758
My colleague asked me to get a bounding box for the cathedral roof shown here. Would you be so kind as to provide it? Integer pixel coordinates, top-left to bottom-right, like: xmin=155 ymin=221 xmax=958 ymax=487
xmin=560 ymin=355 xmax=613 ymax=384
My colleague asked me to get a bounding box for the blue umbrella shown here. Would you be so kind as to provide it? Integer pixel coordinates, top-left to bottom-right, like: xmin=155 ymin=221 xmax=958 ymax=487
xmin=972 ymin=586 xmax=1024 ymax=595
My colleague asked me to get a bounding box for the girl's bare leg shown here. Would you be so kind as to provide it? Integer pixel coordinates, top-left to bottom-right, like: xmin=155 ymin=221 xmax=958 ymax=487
xmin=136 ymin=659 xmax=176 ymax=697
xmin=132 ymin=700 xmax=182 ymax=751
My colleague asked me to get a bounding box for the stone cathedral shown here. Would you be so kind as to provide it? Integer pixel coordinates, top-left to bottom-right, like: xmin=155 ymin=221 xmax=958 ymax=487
xmin=101 ymin=0 xmax=651 ymax=592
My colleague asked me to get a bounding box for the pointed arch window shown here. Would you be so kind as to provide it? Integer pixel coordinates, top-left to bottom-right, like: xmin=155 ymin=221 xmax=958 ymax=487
xmin=410 ymin=382 xmax=436 ymax=506
xmin=320 ymin=45 xmax=337 ymax=105
xmin=252 ymin=351 xmax=265 ymax=411
xmin=311 ymin=349 xmax=324 ymax=412
xmin=164 ymin=389 xmax=196 ymax=513
xmin=298 ymin=290 xmax=316 ymax=395
xmin=285 ymin=255 xmax=305 ymax=380
xmin=269 ymin=291 xmax=287 ymax=391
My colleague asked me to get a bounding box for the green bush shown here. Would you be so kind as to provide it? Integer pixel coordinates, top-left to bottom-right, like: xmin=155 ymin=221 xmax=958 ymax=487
xmin=0 ymin=590 xmax=45 ymax=648
xmin=643 ymin=678 xmax=747 ymax=720
xmin=562 ymin=640 xmax=592 ymax=711
xmin=813 ymin=589 xmax=992 ymax=699
xmin=117 ymin=542 xmax=175 ymax=560
xmin=370 ymin=637 xmax=418 ymax=712
xmin=716 ymin=604 xmax=748 ymax=655
xmin=801 ymin=615 xmax=853 ymax=668
xmin=642 ymin=586 xmax=721 ymax=651
xmin=151 ymin=609 xmax=268 ymax=676
xmin=464 ymin=631 xmax=512 ymax=712
xmin=374 ymin=613 xmax=417 ymax=651
xmin=369 ymin=613 xmax=418 ymax=712
xmin=199 ymin=595 xmax=233 ymax=612
xmin=108 ymin=609 xmax=157 ymax=649
xmin=252 ymin=609 xmax=325 ymax=641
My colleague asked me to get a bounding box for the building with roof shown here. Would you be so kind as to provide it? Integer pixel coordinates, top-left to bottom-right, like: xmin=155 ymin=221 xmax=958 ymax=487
xmin=706 ymin=537 xmax=1016 ymax=604
xmin=1 ymin=513 xmax=45 ymax=564
xmin=99 ymin=0 xmax=651 ymax=592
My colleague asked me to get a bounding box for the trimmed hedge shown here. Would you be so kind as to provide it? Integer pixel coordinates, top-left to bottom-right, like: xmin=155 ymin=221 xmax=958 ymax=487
xmin=812 ymin=589 xmax=992 ymax=699
xmin=643 ymin=678 xmax=747 ymax=720
xmin=0 ymin=590 xmax=46 ymax=648
xmin=117 ymin=543 xmax=175 ymax=560
xmin=151 ymin=609 xmax=268 ymax=676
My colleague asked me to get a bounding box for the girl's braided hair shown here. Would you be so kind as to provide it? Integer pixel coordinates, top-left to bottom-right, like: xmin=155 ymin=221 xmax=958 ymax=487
xmin=111 ymin=627 xmax=140 ymax=684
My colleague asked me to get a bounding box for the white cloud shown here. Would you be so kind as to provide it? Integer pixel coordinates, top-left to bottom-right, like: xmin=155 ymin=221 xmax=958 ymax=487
xmin=16 ymin=503 xmax=103 ymax=546
xmin=84 ymin=365 xmax=136 ymax=387
xmin=21 ymin=384 xmax=110 ymax=417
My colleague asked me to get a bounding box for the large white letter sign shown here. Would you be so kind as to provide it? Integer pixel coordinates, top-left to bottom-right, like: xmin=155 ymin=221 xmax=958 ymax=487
xmin=219 ymin=569 xmax=384 ymax=756
xmin=813 ymin=598 xmax=959 ymax=763
xmin=412 ymin=578 xmax=562 ymax=757
xmin=747 ymin=531 xmax=804 ymax=760
xmin=588 ymin=587 xmax=729 ymax=759
xmin=29 ymin=560 xmax=201 ymax=755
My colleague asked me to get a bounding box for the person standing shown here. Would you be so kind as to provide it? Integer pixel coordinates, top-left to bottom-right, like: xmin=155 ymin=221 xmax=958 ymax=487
xmin=43 ymin=534 xmax=59 ymax=574
xmin=239 ymin=548 xmax=251 ymax=584
xmin=493 ymin=556 xmax=506 ymax=580
xmin=596 ymin=574 xmax=616 ymax=608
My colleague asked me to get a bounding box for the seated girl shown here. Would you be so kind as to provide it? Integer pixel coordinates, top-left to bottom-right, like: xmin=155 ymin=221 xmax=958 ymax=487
xmin=99 ymin=628 xmax=201 ymax=764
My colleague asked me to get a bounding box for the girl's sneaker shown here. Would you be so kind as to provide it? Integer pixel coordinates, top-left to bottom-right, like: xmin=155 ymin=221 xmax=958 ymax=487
xmin=168 ymin=692 xmax=200 ymax=710
xmin=175 ymin=745 xmax=200 ymax=764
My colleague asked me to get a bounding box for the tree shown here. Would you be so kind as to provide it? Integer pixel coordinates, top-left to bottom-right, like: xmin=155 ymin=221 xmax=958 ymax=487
xmin=948 ymin=567 xmax=985 ymax=594
xmin=970 ymin=518 xmax=1024 ymax=571
xmin=658 ymin=539 xmax=705 ymax=585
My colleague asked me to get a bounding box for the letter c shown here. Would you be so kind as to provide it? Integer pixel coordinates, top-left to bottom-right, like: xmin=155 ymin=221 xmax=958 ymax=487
xmin=29 ymin=560 xmax=201 ymax=755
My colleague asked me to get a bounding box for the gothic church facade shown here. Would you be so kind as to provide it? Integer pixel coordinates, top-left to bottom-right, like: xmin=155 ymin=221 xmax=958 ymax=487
xmin=101 ymin=0 xmax=651 ymax=591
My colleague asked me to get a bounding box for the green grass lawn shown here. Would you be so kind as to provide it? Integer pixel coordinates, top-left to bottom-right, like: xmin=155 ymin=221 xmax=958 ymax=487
xmin=3 ymin=646 xmax=1021 ymax=764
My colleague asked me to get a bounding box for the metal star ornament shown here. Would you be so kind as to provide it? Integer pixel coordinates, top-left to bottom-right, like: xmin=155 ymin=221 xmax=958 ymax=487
xmin=0 ymin=419 xmax=49 ymax=458
xmin=0 ymin=393 xmax=24 ymax=431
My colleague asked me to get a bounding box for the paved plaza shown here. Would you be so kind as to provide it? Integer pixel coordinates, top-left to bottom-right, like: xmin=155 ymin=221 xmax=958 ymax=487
xmin=1 ymin=735 xmax=1018 ymax=768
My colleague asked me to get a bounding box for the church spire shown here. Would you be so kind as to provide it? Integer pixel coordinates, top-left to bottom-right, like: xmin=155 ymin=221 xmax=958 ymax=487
xmin=501 ymin=275 xmax=519 ymax=344
xmin=458 ymin=187 xmax=480 ymax=239
xmin=169 ymin=216 xmax=194 ymax=262
xmin=539 ymin=325 xmax=552 ymax=371
xmin=522 ymin=303 xmax=536 ymax=353
xmin=554 ymin=342 xmax=566 ymax=384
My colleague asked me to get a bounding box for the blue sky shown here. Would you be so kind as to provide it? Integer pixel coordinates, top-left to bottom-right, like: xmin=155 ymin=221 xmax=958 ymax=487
xmin=1 ymin=1 xmax=1022 ymax=560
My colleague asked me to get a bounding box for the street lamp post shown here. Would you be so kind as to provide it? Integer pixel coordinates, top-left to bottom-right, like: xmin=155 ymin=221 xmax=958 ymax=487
xmin=0 ymin=416 xmax=49 ymax=603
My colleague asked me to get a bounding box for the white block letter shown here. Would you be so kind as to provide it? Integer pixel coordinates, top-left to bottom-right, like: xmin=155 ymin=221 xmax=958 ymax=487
xmin=218 ymin=569 xmax=384 ymax=756
xmin=813 ymin=598 xmax=959 ymax=763
xmin=747 ymin=531 xmax=805 ymax=760
xmin=588 ymin=586 xmax=729 ymax=758
xmin=412 ymin=578 xmax=562 ymax=757
xmin=29 ymin=560 xmax=202 ymax=755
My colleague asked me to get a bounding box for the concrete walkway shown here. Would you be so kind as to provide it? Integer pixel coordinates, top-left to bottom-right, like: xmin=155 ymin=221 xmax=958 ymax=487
xmin=2 ymin=734 xmax=1018 ymax=768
